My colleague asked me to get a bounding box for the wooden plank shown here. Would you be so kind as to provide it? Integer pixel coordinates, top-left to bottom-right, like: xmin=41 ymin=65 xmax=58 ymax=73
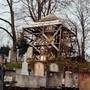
xmin=42 ymin=33 xmax=59 ymax=51
xmin=23 ymin=20 xmax=61 ymax=28
xmin=51 ymin=42 xmax=59 ymax=51
xmin=30 ymin=43 xmax=40 ymax=53
xmin=52 ymin=25 xmax=62 ymax=39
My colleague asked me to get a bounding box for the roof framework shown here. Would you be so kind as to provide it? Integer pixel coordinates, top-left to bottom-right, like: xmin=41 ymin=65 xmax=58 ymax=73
xmin=23 ymin=15 xmax=78 ymax=61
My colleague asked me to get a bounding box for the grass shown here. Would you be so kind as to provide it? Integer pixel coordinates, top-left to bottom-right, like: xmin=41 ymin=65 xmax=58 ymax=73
xmin=4 ymin=59 xmax=90 ymax=72
xmin=5 ymin=62 xmax=22 ymax=70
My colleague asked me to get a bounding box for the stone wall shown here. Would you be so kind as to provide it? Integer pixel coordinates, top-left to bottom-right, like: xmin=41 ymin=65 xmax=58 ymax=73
xmin=15 ymin=72 xmax=78 ymax=88
xmin=15 ymin=75 xmax=46 ymax=88
xmin=46 ymin=73 xmax=62 ymax=88
xmin=6 ymin=70 xmax=90 ymax=89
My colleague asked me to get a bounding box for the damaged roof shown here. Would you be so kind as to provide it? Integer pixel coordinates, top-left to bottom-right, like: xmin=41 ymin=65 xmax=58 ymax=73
xmin=39 ymin=14 xmax=59 ymax=22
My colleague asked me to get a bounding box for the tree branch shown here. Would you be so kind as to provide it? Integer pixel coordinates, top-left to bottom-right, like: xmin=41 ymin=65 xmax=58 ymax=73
xmin=26 ymin=0 xmax=36 ymax=21
xmin=6 ymin=0 xmax=11 ymax=7
xmin=0 ymin=26 xmax=13 ymax=39
xmin=29 ymin=0 xmax=37 ymax=20
xmin=0 ymin=18 xmax=12 ymax=26
xmin=46 ymin=0 xmax=51 ymax=15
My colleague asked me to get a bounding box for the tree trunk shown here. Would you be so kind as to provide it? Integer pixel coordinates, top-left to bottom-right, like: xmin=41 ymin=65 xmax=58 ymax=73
xmin=81 ymin=19 xmax=85 ymax=62
xmin=37 ymin=0 xmax=42 ymax=20
xmin=81 ymin=37 xmax=85 ymax=62
xmin=10 ymin=1 xmax=17 ymax=62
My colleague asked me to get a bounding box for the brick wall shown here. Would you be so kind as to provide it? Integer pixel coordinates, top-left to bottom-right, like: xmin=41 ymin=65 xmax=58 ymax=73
xmin=79 ymin=73 xmax=90 ymax=90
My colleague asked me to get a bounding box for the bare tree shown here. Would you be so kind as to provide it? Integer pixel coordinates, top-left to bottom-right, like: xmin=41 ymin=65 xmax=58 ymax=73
xmin=0 ymin=0 xmax=17 ymax=61
xmin=20 ymin=0 xmax=58 ymax=21
xmin=63 ymin=0 xmax=90 ymax=62
xmin=20 ymin=0 xmax=70 ymax=22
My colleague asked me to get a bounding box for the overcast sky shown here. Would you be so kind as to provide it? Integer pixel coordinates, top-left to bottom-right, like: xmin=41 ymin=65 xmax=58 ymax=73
xmin=0 ymin=0 xmax=23 ymax=47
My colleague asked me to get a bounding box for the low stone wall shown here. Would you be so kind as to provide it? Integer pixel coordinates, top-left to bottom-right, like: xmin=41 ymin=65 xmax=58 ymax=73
xmin=15 ymin=74 xmax=46 ymax=88
xmin=6 ymin=70 xmax=90 ymax=89
xmin=46 ymin=73 xmax=62 ymax=88
xmin=15 ymin=72 xmax=78 ymax=88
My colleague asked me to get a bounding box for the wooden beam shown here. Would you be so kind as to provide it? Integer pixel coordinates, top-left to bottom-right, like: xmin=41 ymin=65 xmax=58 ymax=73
xmin=30 ymin=44 xmax=40 ymax=53
xmin=52 ymin=25 xmax=62 ymax=39
xmin=42 ymin=33 xmax=59 ymax=51
xmin=51 ymin=42 xmax=59 ymax=51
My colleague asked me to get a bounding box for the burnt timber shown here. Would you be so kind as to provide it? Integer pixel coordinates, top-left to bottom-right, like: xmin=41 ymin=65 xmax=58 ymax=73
xmin=23 ymin=15 xmax=78 ymax=60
